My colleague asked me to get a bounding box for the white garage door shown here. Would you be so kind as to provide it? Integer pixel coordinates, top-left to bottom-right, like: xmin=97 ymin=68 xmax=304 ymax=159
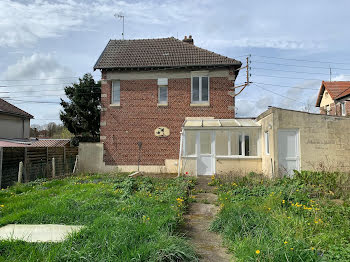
xmin=278 ymin=129 xmax=300 ymax=177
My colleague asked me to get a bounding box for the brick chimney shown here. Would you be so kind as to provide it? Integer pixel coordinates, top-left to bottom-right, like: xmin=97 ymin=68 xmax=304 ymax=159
xmin=183 ymin=35 xmax=194 ymax=45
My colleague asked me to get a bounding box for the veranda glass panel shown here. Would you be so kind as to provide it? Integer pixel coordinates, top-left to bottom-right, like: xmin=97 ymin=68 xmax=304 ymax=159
xmin=200 ymin=132 xmax=211 ymax=154
xmin=230 ymin=130 xmax=242 ymax=155
xmin=185 ymin=131 xmax=196 ymax=156
xmin=244 ymin=129 xmax=259 ymax=156
xmin=215 ymin=130 xmax=228 ymax=155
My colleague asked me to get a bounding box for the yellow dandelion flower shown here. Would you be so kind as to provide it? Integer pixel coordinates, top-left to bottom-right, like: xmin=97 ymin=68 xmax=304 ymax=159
xmin=290 ymin=248 xmax=294 ymax=250
xmin=0 ymin=205 xmax=4 ymax=208
xmin=284 ymin=241 xmax=288 ymax=245
xmin=255 ymin=250 xmax=260 ymax=254
xmin=311 ymin=247 xmax=315 ymax=251
xmin=282 ymin=200 xmax=285 ymax=204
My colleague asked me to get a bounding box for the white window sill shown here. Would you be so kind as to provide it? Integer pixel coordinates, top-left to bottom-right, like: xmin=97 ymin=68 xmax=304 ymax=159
xmin=110 ymin=103 xmax=120 ymax=107
xmin=190 ymin=103 xmax=210 ymax=107
xmin=157 ymin=103 xmax=168 ymax=107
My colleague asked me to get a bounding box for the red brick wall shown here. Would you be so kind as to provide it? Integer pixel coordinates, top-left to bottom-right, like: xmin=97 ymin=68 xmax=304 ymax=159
xmin=100 ymin=75 xmax=235 ymax=165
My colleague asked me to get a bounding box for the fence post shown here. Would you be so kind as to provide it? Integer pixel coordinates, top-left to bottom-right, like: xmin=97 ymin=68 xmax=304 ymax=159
xmin=18 ymin=161 xmax=23 ymax=183
xmin=46 ymin=147 xmax=49 ymax=177
xmin=73 ymin=155 xmax=79 ymax=173
xmin=52 ymin=157 xmax=55 ymax=178
xmin=63 ymin=147 xmax=66 ymax=175
xmin=0 ymin=147 xmax=3 ymax=188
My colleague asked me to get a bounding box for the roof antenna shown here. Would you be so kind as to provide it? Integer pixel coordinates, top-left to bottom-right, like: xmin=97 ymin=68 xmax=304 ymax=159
xmin=329 ymin=66 xmax=332 ymax=82
xmin=114 ymin=13 xmax=125 ymax=40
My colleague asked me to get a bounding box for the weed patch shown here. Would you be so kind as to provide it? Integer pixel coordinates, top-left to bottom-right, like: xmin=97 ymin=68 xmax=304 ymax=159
xmin=0 ymin=173 xmax=197 ymax=261
xmin=211 ymin=172 xmax=350 ymax=261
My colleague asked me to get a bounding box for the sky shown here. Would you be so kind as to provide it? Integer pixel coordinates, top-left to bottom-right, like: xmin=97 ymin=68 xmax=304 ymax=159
xmin=2 ymin=0 xmax=350 ymax=125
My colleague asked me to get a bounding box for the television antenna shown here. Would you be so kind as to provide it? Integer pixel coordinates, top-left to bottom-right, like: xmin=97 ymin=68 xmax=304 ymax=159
xmin=114 ymin=13 xmax=125 ymax=40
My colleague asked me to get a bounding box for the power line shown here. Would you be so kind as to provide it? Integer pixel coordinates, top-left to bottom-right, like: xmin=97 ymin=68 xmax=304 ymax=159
xmin=253 ymin=83 xmax=313 ymax=106
xmin=254 ymin=74 xmax=323 ymax=81
xmin=252 ymin=54 xmax=350 ymax=66
xmin=0 ymin=75 xmax=100 ymax=82
xmin=252 ymin=67 xmax=331 ymax=76
xmin=253 ymin=60 xmax=350 ymax=71
xmin=253 ymin=82 xmax=320 ymax=90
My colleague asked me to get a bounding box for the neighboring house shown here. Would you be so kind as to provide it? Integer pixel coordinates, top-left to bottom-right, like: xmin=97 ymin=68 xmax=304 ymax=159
xmin=0 ymin=98 xmax=33 ymax=140
xmin=93 ymin=36 xmax=242 ymax=172
xmin=316 ymin=81 xmax=350 ymax=116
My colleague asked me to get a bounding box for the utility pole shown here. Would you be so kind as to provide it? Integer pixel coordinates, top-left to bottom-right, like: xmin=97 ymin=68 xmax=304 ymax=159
xmin=114 ymin=13 xmax=125 ymax=39
xmin=228 ymin=55 xmax=252 ymax=99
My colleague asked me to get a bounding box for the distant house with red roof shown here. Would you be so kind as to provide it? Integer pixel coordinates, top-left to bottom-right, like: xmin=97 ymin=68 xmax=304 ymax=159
xmin=0 ymin=98 xmax=33 ymax=141
xmin=316 ymin=81 xmax=350 ymax=116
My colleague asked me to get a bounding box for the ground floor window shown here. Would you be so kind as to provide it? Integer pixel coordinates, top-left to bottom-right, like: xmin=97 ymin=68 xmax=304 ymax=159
xmin=184 ymin=129 xmax=260 ymax=157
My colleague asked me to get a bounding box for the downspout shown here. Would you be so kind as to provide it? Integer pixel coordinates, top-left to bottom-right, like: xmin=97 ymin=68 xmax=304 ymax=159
xmin=177 ymin=128 xmax=184 ymax=177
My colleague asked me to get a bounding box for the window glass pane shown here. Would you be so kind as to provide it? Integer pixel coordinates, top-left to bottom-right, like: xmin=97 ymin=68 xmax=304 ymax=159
xmin=216 ymin=131 xmax=228 ymax=155
xmin=185 ymin=131 xmax=196 ymax=156
xmin=159 ymin=86 xmax=168 ymax=103
xmin=200 ymin=132 xmax=211 ymax=154
xmin=265 ymin=132 xmax=270 ymax=154
xmin=112 ymin=81 xmax=120 ymax=103
xmin=230 ymin=131 xmax=242 ymax=155
xmin=201 ymin=77 xmax=209 ymax=101
xmin=192 ymin=77 xmax=199 ymax=101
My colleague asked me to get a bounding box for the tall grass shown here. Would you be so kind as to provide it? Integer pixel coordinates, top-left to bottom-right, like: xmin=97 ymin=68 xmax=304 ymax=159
xmin=0 ymin=173 xmax=198 ymax=261
xmin=210 ymin=171 xmax=350 ymax=261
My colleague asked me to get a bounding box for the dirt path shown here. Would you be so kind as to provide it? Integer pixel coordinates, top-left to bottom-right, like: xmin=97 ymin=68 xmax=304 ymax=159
xmin=184 ymin=176 xmax=232 ymax=262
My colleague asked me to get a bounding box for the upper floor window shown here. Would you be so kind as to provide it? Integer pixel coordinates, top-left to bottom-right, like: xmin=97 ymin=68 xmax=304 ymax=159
xmin=326 ymin=105 xmax=330 ymax=115
xmin=341 ymin=102 xmax=346 ymax=116
xmin=157 ymin=78 xmax=168 ymax=106
xmin=111 ymin=80 xmax=120 ymax=105
xmin=192 ymin=75 xmax=209 ymax=104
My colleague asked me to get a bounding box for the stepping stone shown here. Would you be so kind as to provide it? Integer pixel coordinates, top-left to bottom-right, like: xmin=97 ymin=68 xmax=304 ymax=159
xmin=0 ymin=224 xmax=83 ymax=242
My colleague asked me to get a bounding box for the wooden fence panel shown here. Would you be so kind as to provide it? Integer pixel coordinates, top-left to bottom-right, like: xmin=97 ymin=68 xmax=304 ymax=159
xmin=1 ymin=146 xmax=78 ymax=188
xmin=2 ymin=148 xmax=25 ymax=188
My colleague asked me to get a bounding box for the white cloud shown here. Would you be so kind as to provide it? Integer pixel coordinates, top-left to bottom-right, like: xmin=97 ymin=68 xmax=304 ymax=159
xmin=1 ymin=0 xmax=345 ymax=50
xmin=1 ymin=53 xmax=75 ymax=123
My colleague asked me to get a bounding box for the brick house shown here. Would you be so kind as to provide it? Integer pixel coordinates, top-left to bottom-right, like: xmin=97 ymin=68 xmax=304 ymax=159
xmin=93 ymin=36 xmax=242 ymax=172
xmin=316 ymin=81 xmax=350 ymax=116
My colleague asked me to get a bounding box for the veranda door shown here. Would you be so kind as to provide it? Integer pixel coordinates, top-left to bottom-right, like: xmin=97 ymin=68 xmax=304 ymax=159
xmin=197 ymin=131 xmax=214 ymax=175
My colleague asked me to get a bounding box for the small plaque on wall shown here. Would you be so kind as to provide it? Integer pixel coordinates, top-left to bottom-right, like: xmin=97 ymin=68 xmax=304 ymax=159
xmin=154 ymin=127 xmax=170 ymax=137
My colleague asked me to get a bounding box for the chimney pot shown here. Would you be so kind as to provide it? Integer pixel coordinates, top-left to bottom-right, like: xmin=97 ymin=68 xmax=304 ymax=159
xmin=183 ymin=35 xmax=194 ymax=45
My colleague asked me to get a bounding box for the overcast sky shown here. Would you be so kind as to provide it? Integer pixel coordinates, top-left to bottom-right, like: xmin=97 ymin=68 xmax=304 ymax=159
xmin=2 ymin=0 xmax=350 ymax=125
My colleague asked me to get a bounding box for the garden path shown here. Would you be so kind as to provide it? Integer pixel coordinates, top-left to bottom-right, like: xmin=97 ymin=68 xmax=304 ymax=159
xmin=184 ymin=176 xmax=232 ymax=262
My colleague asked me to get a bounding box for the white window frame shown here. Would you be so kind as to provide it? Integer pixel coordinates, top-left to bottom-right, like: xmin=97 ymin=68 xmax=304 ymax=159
xmin=111 ymin=80 xmax=120 ymax=106
xmin=341 ymin=102 xmax=346 ymax=116
xmin=191 ymin=72 xmax=210 ymax=105
xmin=264 ymin=131 xmax=270 ymax=155
xmin=326 ymin=105 xmax=330 ymax=115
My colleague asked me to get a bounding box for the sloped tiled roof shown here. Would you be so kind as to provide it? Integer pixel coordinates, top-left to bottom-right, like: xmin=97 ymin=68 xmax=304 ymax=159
xmin=316 ymin=81 xmax=350 ymax=106
xmin=30 ymin=139 xmax=70 ymax=147
xmin=94 ymin=37 xmax=241 ymax=70
xmin=0 ymin=98 xmax=33 ymax=118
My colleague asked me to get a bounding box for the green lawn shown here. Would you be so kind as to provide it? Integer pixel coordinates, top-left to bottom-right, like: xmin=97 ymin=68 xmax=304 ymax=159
xmin=0 ymin=173 xmax=198 ymax=262
xmin=210 ymin=171 xmax=350 ymax=262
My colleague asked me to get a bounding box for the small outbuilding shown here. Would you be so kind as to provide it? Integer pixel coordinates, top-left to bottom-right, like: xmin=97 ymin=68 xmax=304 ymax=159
xmin=179 ymin=107 xmax=350 ymax=177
